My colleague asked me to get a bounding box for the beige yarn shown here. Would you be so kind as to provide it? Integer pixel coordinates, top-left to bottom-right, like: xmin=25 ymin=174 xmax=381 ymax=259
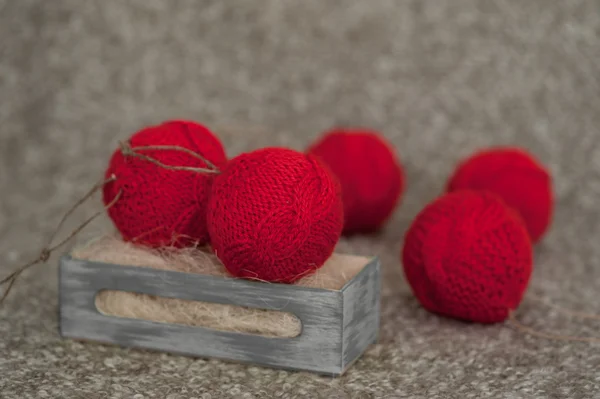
xmin=71 ymin=236 xmax=370 ymax=338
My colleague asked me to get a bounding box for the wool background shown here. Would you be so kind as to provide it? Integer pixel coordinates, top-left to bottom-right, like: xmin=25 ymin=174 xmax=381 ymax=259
xmin=0 ymin=1 xmax=599 ymax=398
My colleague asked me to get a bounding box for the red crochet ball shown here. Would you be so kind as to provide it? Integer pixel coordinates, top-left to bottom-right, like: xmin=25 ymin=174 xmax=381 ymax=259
xmin=207 ymin=147 xmax=344 ymax=283
xmin=447 ymin=147 xmax=553 ymax=243
xmin=307 ymin=128 xmax=404 ymax=235
xmin=402 ymin=190 xmax=533 ymax=323
xmin=103 ymin=120 xmax=227 ymax=248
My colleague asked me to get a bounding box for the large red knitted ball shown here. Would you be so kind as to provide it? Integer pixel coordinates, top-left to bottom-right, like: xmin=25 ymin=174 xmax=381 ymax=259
xmin=402 ymin=190 xmax=533 ymax=323
xmin=207 ymin=147 xmax=344 ymax=283
xmin=306 ymin=128 xmax=404 ymax=235
xmin=103 ymin=120 xmax=227 ymax=248
xmin=447 ymin=147 xmax=553 ymax=243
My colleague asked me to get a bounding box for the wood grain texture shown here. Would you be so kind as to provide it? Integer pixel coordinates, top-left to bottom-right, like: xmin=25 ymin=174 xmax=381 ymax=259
xmin=341 ymin=257 xmax=381 ymax=372
xmin=59 ymin=255 xmax=381 ymax=375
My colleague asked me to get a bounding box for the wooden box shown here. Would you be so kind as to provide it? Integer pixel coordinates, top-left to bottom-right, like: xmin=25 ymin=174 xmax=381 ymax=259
xmin=58 ymin=255 xmax=381 ymax=376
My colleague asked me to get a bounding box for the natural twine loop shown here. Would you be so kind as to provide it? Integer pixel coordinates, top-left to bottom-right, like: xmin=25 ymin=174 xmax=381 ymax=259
xmin=0 ymin=175 xmax=122 ymax=306
xmin=118 ymin=141 xmax=221 ymax=175
xmin=0 ymin=141 xmax=222 ymax=306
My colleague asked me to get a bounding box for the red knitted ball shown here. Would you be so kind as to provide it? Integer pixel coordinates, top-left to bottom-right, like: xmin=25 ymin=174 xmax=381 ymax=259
xmin=447 ymin=147 xmax=553 ymax=243
xmin=207 ymin=147 xmax=344 ymax=283
xmin=306 ymin=128 xmax=404 ymax=235
xmin=103 ymin=120 xmax=227 ymax=248
xmin=402 ymin=190 xmax=533 ymax=323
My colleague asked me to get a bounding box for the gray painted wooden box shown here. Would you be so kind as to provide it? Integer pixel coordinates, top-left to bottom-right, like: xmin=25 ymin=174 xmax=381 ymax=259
xmin=59 ymin=255 xmax=381 ymax=376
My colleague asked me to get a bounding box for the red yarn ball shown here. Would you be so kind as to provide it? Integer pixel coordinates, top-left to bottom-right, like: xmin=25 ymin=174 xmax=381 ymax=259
xmin=307 ymin=128 xmax=404 ymax=235
xmin=447 ymin=147 xmax=553 ymax=243
xmin=402 ymin=190 xmax=533 ymax=323
xmin=103 ymin=120 xmax=227 ymax=248
xmin=207 ymin=147 xmax=344 ymax=283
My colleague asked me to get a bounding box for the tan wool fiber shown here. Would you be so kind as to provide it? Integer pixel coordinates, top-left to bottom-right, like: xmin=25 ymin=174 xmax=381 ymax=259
xmin=71 ymin=235 xmax=370 ymax=338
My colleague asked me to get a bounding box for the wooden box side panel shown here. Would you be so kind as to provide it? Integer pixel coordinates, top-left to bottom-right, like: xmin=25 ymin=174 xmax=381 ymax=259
xmin=59 ymin=257 xmax=345 ymax=375
xmin=341 ymin=258 xmax=381 ymax=370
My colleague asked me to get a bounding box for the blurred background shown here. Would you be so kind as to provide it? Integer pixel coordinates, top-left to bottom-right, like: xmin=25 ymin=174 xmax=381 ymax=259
xmin=1 ymin=1 xmax=599 ymax=397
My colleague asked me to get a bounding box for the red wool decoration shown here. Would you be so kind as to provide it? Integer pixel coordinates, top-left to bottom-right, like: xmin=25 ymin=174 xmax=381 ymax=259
xmin=307 ymin=128 xmax=404 ymax=235
xmin=402 ymin=190 xmax=533 ymax=323
xmin=446 ymin=147 xmax=553 ymax=243
xmin=207 ymin=147 xmax=344 ymax=283
xmin=103 ymin=120 xmax=227 ymax=248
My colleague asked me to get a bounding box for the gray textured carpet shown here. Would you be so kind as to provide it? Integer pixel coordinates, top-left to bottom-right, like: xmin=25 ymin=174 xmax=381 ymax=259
xmin=1 ymin=1 xmax=600 ymax=398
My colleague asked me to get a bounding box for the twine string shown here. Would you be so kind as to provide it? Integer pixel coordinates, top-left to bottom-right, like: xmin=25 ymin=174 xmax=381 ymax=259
xmin=118 ymin=141 xmax=221 ymax=175
xmin=0 ymin=177 xmax=123 ymax=306
xmin=46 ymin=175 xmax=116 ymax=246
xmin=1 ymin=139 xmax=222 ymax=306
xmin=0 ymin=139 xmax=223 ymax=306
xmin=508 ymin=311 xmax=600 ymax=344
xmin=508 ymin=292 xmax=600 ymax=343
xmin=526 ymin=292 xmax=600 ymax=321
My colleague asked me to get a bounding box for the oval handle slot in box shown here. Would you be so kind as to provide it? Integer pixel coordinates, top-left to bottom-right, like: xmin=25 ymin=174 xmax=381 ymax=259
xmin=95 ymin=288 xmax=303 ymax=338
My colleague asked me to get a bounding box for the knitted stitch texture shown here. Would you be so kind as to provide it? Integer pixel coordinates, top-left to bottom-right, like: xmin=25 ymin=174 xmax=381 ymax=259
xmin=207 ymin=147 xmax=344 ymax=283
xmin=447 ymin=147 xmax=553 ymax=243
xmin=307 ymin=128 xmax=404 ymax=235
xmin=103 ymin=120 xmax=227 ymax=248
xmin=402 ymin=190 xmax=533 ymax=323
